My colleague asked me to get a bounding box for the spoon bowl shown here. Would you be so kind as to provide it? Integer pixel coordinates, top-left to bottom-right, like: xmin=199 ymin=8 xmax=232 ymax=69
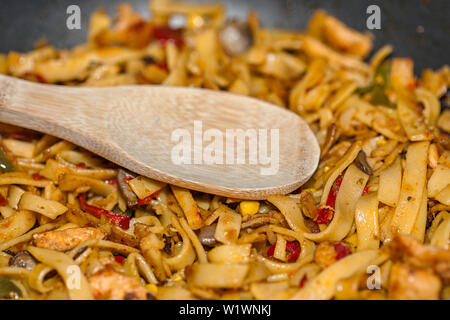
xmin=0 ymin=74 xmax=320 ymax=199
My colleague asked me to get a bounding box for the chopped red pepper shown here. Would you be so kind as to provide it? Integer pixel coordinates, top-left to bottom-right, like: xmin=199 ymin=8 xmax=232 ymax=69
xmin=334 ymin=242 xmax=352 ymax=260
xmin=76 ymin=162 xmax=86 ymax=168
xmin=286 ymin=241 xmax=300 ymax=262
xmin=325 ymin=176 xmax=343 ymax=208
xmin=299 ymin=275 xmax=307 ymax=288
xmin=105 ymin=179 xmax=118 ymax=186
xmin=32 ymin=173 xmax=44 ymax=181
xmin=316 ymin=207 xmax=334 ymax=224
xmin=114 ymin=255 xmax=125 ymax=264
xmin=0 ymin=194 xmax=7 ymax=206
xmin=2 ymin=131 xmax=39 ymax=141
xmin=266 ymin=243 xmax=275 ymax=257
xmin=266 ymin=240 xmax=300 ymax=262
xmin=138 ymin=192 xmax=159 ymax=206
xmin=78 ymin=193 xmax=130 ymax=230
xmin=362 ymin=186 xmax=370 ymax=195
xmin=123 ymin=176 xmax=134 ymax=183
xmin=153 ymin=26 xmax=184 ymax=48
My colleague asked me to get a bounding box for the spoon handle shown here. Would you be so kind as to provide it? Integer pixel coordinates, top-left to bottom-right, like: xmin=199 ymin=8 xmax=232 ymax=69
xmin=0 ymin=74 xmax=82 ymax=136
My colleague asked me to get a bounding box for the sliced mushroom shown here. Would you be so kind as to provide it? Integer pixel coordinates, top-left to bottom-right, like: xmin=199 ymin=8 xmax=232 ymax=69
xmin=197 ymin=224 xmax=217 ymax=247
xmin=8 ymin=250 xmax=38 ymax=270
xmin=117 ymin=168 xmax=138 ymax=206
xmin=320 ymin=123 xmax=339 ymax=160
xmin=299 ymin=191 xmax=318 ymax=220
xmin=219 ymin=20 xmax=253 ymax=56
xmin=355 ymin=150 xmax=373 ymax=175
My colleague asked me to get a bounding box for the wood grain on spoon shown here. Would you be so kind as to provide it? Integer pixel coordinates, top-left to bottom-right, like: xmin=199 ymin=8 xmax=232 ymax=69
xmin=0 ymin=74 xmax=320 ymax=199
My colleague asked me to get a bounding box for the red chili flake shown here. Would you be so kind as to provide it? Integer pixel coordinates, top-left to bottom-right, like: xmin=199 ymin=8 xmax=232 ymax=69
xmin=286 ymin=241 xmax=300 ymax=262
xmin=138 ymin=192 xmax=159 ymax=206
xmin=266 ymin=241 xmax=300 ymax=262
xmin=76 ymin=162 xmax=86 ymax=168
xmin=316 ymin=207 xmax=334 ymax=224
xmin=334 ymin=242 xmax=352 ymax=260
xmin=362 ymin=186 xmax=370 ymax=195
xmin=155 ymin=62 xmax=168 ymax=71
xmin=153 ymin=26 xmax=184 ymax=48
xmin=299 ymin=275 xmax=307 ymax=288
xmin=0 ymin=194 xmax=7 ymax=206
xmin=78 ymin=193 xmax=130 ymax=230
xmin=123 ymin=176 xmax=134 ymax=183
xmin=114 ymin=255 xmax=125 ymax=264
xmin=32 ymin=173 xmax=44 ymax=180
xmin=105 ymin=179 xmax=118 ymax=186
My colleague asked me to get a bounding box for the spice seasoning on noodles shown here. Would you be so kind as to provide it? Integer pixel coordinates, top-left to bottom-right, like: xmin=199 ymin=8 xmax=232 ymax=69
xmin=0 ymin=0 xmax=448 ymax=300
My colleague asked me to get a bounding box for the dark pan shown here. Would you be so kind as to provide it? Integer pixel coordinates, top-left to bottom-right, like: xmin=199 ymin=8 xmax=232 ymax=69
xmin=0 ymin=0 xmax=448 ymax=73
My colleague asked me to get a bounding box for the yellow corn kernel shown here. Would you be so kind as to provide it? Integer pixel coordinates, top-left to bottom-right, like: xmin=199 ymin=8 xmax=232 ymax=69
xmin=344 ymin=232 xmax=358 ymax=249
xmin=323 ymin=166 xmax=330 ymax=173
xmin=303 ymin=188 xmax=317 ymax=193
xmin=188 ymin=14 xmax=205 ymax=28
xmin=145 ymin=284 xmax=158 ymax=296
xmin=240 ymin=201 xmax=260 ymax=215
xmin=376 ymin=139 xmax=387 ymax=146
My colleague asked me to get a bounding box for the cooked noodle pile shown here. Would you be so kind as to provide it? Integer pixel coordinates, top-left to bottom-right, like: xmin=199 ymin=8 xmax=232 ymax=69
xmin=0 ymin=0 xmax=449 ymax=300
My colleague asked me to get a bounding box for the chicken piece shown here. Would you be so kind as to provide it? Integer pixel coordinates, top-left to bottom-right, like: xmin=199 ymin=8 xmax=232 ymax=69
xmin=390 ymin=235 xmax=450 ymax=284
xmin=88 ymin=269 xmax=150 ymax=300
xmin=314 ymin=241 xmax=352 ymax=268
xmin=33 ymin=227 xmax=106 ymax=251
xmin=314 ymin=241 xmax=337 ymax=268
xmin=388 ymin=263 xmax=442 ymax=300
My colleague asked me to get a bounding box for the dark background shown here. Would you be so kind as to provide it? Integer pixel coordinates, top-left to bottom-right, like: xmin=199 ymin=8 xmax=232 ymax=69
xmin=0 ymin=0 xmax=449 ymax=73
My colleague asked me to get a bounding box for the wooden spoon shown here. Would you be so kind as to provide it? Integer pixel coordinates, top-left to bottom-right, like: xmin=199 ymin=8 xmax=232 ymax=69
xmin=0 ymin=74 xmax=319 ymax=199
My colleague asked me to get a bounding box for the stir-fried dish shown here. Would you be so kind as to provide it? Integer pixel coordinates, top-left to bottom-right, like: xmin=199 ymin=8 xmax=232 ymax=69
xmin=0 ymin=0 xmax=449 ymax=300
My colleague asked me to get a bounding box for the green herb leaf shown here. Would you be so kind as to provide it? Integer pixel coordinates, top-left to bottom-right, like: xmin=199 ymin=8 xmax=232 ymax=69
xmin=0 ymin=148 xmax=15 ymax=172
xmin=0 ymin=276 xmax=22 ymax=299
xmin=112 ymin=205 xmax=133 ymax=218
xmin=357 ymin=60 xmax=396 ymax=108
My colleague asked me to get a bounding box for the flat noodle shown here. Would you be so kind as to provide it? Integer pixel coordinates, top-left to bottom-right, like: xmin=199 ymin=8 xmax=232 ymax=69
xmin=390 ymin=141 xmax=429 ymax=236
xmin=266 ymin=195 xmax=308 ymax=233
xmin=27 ymin=246 xmax=93 ymax=300
xmin=354 ymin=193 xmax=379 ymax=250
xmin=305 ymin=164 xmax=369 ymax=241
xmin=378 ymin=158 xmax=402 ymax=206
xmin=0 ymin=0 xmax=448 ymax=300
xmin=429 ymin=212 xmax=450 ymax=249
xmin=290 ymin=250 xmax=378 ymax=300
